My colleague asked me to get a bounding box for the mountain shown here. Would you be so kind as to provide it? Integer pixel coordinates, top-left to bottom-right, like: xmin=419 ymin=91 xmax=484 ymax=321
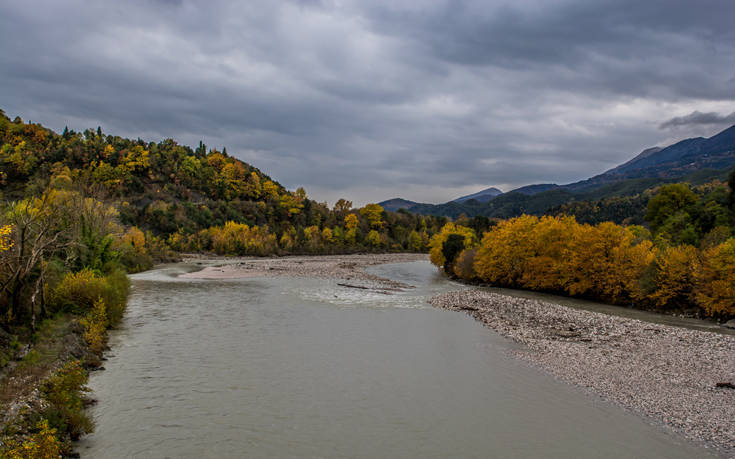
xmin=388 ymin=123 xmax=735 ymax=219
xmin=453 ymin=187 xmax=503 ymax=203
xmin=565 ymin=125 xmax=735 ymax=192
xmin=379 ymin=198 xmax=421 ymax=212
xmin=511 ymin=183 xmax=559 ymax=195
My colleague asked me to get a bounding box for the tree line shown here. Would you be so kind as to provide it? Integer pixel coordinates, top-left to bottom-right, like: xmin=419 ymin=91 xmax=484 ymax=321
xmin=431 ymin=175 xmax=735 ymax=319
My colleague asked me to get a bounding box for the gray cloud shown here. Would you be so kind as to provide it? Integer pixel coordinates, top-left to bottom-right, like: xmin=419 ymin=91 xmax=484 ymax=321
xmin=2 ymin=0 xmax=735 ymax=205
xmin=660 ymin=111 xmax=735 ymax=129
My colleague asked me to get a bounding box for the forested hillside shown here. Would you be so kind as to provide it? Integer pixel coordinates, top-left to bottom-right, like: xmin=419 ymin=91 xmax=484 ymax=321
xmin=0 ymin=110 xmax=460 ymax=258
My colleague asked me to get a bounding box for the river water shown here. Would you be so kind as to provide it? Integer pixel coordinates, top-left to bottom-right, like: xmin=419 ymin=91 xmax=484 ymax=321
xmin=79 ymin=261 xmax=716 ymax=458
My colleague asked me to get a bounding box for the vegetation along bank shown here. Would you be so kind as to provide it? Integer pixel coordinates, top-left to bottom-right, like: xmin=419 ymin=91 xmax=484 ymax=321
xmin=430 ymin=172 xmax=735 ymax=321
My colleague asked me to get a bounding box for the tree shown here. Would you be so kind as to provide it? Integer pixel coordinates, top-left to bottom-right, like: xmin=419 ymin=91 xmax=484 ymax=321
xmin=344 ymin=213 xmax=358 ymax=231
xmin=333 ymin=199 xmax=352 ymax=214
xmin=0 ymin=192 xmax=74 ymax=326
xmin=441 ymin=234 xmax=466 ymax=275
xmin=645 ymin=184 xmax=697 ymax=233
xmin=366 ymin=230 xmax=382 ymax=247
xmin=428 ymin=222 xmax=477 ymax=268
xmin=360 ymin=204 xmax=384 ymax=229
xmin=694 ymin=238 xmax=735 ymax=317
xmin=408 ymin=230 xmax=423 ymax=251
xmin=648 ymin=245 xmax=698 ymax=307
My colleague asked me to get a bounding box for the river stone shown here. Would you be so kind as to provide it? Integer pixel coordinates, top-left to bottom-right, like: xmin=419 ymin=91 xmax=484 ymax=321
xmin=724 ymin=319 xmax=735 ymax=329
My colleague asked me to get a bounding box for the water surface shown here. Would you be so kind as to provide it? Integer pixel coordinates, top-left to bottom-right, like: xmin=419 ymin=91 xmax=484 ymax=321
xmin=80 ymin=261 xmax=715 ymax=458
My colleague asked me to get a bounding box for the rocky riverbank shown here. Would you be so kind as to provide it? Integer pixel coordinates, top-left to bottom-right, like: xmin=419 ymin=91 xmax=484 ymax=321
xmin=430 ymin=290 xmax=735 ymax=457
xmin=180 ymin=253 xmax=427 ymax=290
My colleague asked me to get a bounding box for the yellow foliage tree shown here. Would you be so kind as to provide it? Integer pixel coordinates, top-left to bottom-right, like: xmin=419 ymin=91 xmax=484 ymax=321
xmin=565 ymin=221 xmax=654 ymax=302
xmin=359 ymin=204 xmax=384 ymax=229
xmin=520 ymin=215 xmax=577 ymax=291
xmin=344 ymin=213 xmax=359 ymax=231
xmin=322 ymin=227 xmax=334 ymax=243
xmin=206 ymin=221 xmax=277 ymax=255
xmin=80 ymin=298 xmax=108 ymax=354
xmin=649 ymin=244 xmax=699 ymax=307
xmin=694 ymin=238 xmax=735 ymax=316
xmin=473 ymin=215 xmax=538 ymax=286
xmin=122 ymin=226 xmax=146 ymax=254
xmin=472 ymin=215 xmax=656 ymax=303
xmin=121 ymin=145 xmax=150 ymax=172
xmin=262 ymin=180 xmax=280 ymax=200
xmin=428 ymin=223 xmax=477 ymax=267
xmin=366 ymin=230 xmax=383 ymax=247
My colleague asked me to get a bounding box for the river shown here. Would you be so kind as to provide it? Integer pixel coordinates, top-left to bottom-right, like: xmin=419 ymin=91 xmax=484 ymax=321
xmin=78 ymin=260 xmax=716 ymax=458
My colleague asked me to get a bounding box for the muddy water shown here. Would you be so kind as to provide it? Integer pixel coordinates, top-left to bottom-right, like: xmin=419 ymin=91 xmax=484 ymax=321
xmin=79 ymin=261 xmax=715 ymax=458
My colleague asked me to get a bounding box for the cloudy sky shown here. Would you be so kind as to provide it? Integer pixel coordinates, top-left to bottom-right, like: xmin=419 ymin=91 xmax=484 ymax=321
xmin=2 ymin=0 xmax=735 ymax=205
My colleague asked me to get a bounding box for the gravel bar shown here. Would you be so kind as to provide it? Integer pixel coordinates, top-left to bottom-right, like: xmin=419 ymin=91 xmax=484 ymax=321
xmin=430 ymin=290 xmax=735 ymax=458
xmin=180 ymin=253 xmax=427 ymax=290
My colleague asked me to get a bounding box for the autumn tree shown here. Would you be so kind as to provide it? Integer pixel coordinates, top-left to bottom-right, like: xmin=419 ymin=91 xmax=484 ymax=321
xmin=648 ymin=245 xmax=699 ymax=307
xmin=694 ymin=238 xmax=735 ymax=317
xmin=428 ymin=222 xmax=477 ymax=268
xmin=360 ymin=204 xmax=385 ymax=229
xmin=333 ymin=199 xmax=352 ymax=214
xmin=0 ymin=191 xmax=75 ymax=326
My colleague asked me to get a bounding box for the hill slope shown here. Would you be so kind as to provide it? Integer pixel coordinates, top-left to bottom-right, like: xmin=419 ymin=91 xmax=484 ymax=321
xmin=0 ymin=110 xmax=449 ymax=254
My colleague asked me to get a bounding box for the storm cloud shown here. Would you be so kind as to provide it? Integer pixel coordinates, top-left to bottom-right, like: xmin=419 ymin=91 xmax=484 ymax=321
xmin=2 ymin=0 xmax=735 ymax=204
xmin=660 ymin=111 xmax=735 ymax=129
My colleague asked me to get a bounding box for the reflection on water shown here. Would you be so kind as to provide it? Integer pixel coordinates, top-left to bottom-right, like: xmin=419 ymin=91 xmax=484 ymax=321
xmin=79 ymin=261 xmax=715 ymax=458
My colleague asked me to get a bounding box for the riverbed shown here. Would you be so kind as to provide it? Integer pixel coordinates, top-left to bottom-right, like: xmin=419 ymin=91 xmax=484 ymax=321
xmin=79 ymin=259 xmax=718 ymax=458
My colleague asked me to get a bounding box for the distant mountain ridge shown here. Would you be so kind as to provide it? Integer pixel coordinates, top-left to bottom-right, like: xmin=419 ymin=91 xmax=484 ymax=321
xmin=453 ymin=187 xmax=503 ymax=203
xmin=379 ymin=198 xmax=420 ymax=212
xmin=379 ymin=123 xmax=735 ymax=218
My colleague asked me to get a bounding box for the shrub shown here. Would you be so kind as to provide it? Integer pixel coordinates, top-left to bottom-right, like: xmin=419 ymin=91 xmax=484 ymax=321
xmin=80 ymin=299 xmax=108 ymax=354
xmin=102 ymin=269 xmax=129 ymax=326
xmin=50 ymin=269 xmax=108 ymax=314
xmin=40 ymin=361 xmax=94 ymax=440
xmin=50 ymin=268 xmax=129 ymax=326
xmin=1 ymin=420 xmax=61 ymax=459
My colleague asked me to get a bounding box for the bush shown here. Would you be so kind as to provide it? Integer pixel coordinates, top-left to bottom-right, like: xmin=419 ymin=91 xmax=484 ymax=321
xmin=50 ymin=269 xmax=108 ymax=314
xmin=40 ymin=361 xmax=94 ymax=441
xmin=80 ymin=299 xmax=108 ymax=354
xmin=1 ymin=420 xmax=61 ymax=459
xmin=50 ymin=268 xmax=129 ymax=326
xmin=102 ymin=269 xmax=129 ymax=326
